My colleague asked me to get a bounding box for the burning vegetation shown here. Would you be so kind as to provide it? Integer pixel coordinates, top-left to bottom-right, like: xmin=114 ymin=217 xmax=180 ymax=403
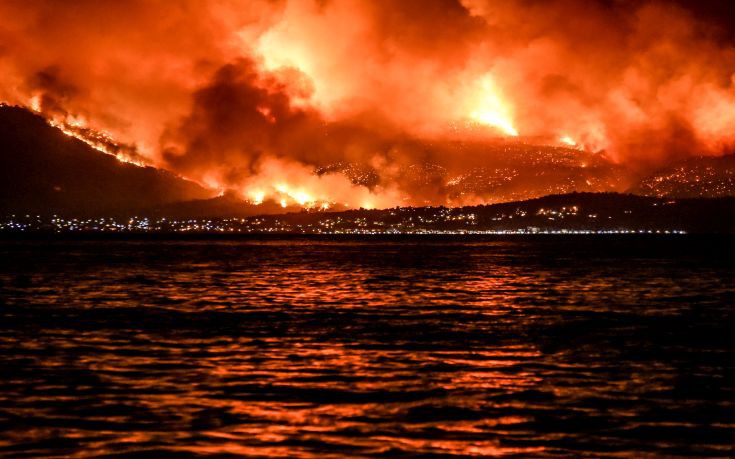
xmin=1 ymin=0 xmax=735 ymax=208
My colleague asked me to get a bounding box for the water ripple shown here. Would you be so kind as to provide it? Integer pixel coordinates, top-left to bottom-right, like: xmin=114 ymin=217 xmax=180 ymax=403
xmin=0 ymin=237 xmax=734 ymax=457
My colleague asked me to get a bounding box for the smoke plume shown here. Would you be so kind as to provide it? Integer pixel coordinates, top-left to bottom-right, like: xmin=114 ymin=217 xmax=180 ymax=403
xmin=1 ymin=0 xmax=734 ymax=206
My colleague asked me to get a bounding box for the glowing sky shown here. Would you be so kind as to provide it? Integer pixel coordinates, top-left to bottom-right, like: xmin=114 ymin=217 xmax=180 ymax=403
xmin=1 ymin=0 xmax=734 ymax=207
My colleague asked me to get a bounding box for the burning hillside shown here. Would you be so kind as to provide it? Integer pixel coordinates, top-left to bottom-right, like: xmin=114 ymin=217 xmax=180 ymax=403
xmin=1 ymin=1 xmax=734 ymax=207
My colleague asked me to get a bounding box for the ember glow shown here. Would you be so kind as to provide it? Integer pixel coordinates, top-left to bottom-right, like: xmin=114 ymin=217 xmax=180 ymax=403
xmin=238 ymin=157 xmax=404 ymax=209
xmin=27 ymin=93 xmax=148 ymax=167
xmin=465 ymin=75 xmax=518 ymax=137
xmin=1 ymin=0 xmax=735 ymax=207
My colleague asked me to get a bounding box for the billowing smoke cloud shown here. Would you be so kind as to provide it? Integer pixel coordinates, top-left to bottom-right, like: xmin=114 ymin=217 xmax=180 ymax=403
xmin=1 ymin=0 xmax=734 ymax=206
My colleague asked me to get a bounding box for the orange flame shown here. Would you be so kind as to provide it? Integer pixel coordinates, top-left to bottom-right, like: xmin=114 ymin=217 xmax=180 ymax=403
xmin=466 ymin=75 xmax=518 ymax=137
xmin=1 ymin=1 xmax=734 ymax=208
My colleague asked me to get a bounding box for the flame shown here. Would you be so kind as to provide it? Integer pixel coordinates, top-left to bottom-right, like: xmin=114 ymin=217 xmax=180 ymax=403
xmin=47 ymin=118 xmax=148 ymax=167
xmin=275 ymin=183 xmax=316 ymax=206
xmin=201 ymin=175 xmax=225 ymax=193
xmin=236 ymin=157 xmax=404 ymax=210
xmin=4 ymin=1 xmax=735 ymax=209
xmin=251 ymin=0 xmax=366 ymax=114
xmin=28 ymin=94 xmax=42 ymax=112
xmin=26 ymin=93 xmax=150 ymax=167
xmin=248 ymin=190 xmax=266 ymax=205
xmin=466 ymin=75 xmax=518 ymax=137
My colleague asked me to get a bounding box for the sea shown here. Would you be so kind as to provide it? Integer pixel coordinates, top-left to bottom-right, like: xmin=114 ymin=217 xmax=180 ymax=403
xmin=0 ymin=236 xmax=733 ymax=458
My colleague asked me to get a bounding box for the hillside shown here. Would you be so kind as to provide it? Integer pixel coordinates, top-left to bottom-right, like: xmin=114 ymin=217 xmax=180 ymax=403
xmin=0 ymin=105 xmax=212 ymax=216
xmin=631 ymin=154 xmax=735 ymax=198
xmin=140 ymin=192 xmax=335 ymax=218
xmin=6 ymin=192 xmax=732 ymax=234
xmin=234 ymin=192 xmax=735 ymax=234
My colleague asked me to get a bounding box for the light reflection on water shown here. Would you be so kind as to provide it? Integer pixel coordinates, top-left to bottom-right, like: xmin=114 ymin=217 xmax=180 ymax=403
xmin=0 ymin=237 xmax=734 ymax=457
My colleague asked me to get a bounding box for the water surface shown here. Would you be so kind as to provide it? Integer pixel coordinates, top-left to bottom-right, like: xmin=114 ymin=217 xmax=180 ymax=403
xmin=1 ymin=237 xmax=733 ymax=457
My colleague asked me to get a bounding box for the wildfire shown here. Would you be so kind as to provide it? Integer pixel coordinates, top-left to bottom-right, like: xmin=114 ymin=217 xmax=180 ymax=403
xmin=28 ymin=94 xmax=42 ymax=112
xmin=4 ymin=0 xmax=735 ymax=211
xmin=466 ymin=75 xmax=518 ymax=137
xmin=274 ymin=183 xmax=315 ymax=206
xmin=234 ymin=157 xmax=404 ymax=210
xmin=248 ymin=190 xmax=266 ymax=205
xmin=243 ymin=182 xmax=331 ymax=209
xmin=27 ymin=96 xmax=149 ymax=167
xmin=48 ymin=119 xmax=148 ymax=167
xmin=247 ymin=183 xmax=338 ymax=209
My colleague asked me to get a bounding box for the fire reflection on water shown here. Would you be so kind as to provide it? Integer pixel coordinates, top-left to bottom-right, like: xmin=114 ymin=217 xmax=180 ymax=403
xmin=0 ymin=239 xmax=734 ymax=457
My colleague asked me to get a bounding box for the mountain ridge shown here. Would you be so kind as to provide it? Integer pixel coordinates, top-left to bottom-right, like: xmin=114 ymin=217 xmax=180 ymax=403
xmin=0 ymin=105 xmax=213 ymax=216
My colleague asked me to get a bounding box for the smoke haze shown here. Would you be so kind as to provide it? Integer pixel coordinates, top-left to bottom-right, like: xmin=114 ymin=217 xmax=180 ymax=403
xmin=1 ymin=0 xmax=734 ymax=206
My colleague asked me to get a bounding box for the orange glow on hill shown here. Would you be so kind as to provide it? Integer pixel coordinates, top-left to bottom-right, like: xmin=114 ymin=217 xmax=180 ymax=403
xmin=1 ymin=1 xmax=734 ymax=207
